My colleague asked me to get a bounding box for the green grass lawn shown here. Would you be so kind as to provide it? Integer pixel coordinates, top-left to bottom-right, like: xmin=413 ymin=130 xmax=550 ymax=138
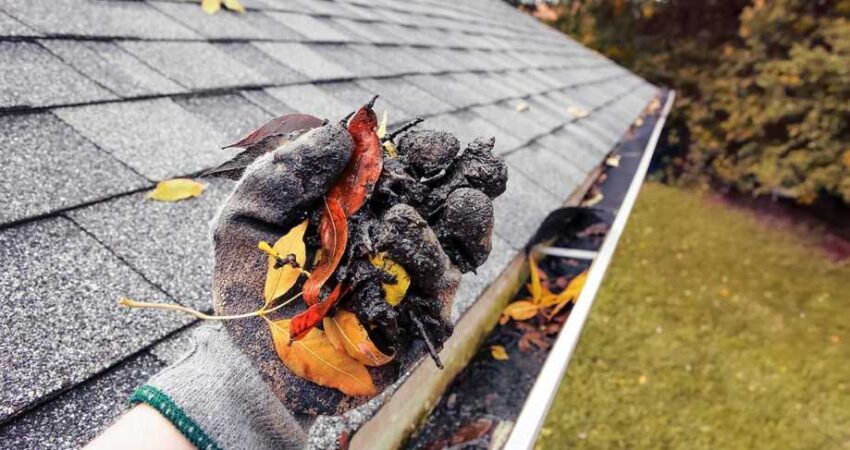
xmin=537 ymin=182 xmax=850 ymax=450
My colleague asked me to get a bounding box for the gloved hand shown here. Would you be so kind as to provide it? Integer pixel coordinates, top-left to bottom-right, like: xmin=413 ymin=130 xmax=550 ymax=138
xmin=132 ymin=102 xmax=507 ymax=450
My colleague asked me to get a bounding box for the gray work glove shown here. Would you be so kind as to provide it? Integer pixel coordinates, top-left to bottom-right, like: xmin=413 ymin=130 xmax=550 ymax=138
xmin=132 ymin=117 xmax=507 ymax=450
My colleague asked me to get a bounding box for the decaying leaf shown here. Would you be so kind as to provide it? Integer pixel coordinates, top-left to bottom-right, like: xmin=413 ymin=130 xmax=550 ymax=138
xmin=290 ymin=285 xmax=344 ymax=341
xmin=369 ymin=252 xmax=410 ymax=306
xmin=324 ymin=310 xmax=394 ymax=366
xmin=568 ymin=106 xmax=590 ymax=118
xmin=490 ymin=345 xmax=509 ymax=360
xmin=146 ymin=178 xmax=205 ymax=202
xmin=259 ymin=220 xmax=308 ymax=306
xmin=201 ymin=0 xmax=220 ymax=14
xmin=267 ymin=319 xmax=376 ymax=396
xmin=303 ymin=198 xmax=348 ymax=306
xmin=500 ymin=300 xmax=538 ymax=324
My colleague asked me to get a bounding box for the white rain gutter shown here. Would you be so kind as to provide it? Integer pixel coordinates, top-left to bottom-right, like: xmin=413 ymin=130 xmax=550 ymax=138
xmin=503 ymin=91 xmax=676 ymax=450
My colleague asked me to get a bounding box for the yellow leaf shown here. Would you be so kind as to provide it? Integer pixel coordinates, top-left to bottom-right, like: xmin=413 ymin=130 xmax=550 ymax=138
xmin=541 ymin=270 xmax=587 ymax=307
xmin=369 ymin=252 xmax=410 ymax=306
xmin=260 ymin=220 xmax=307 ymax=306
xmin=146 ymin=178 xmax=206 ymax=202
xmin=500 ymin=300 xmax=539 ymax=324
xmin=222 ymin=0 xmax=245 ymax=12
xmin=383 ymin=140 xmax=398 ymax=158
xmin=377 ymin=110 xmax=388 ymax=139
xmin=490 ymin=345 xmax=509 ymax=360
xmin=267 ymin=319 xmax=377 ymax=397
xmin=568 ymin=106 xmax=590 ymax=118
xmin=606 ymin=155 xmax=621 ymax=167
xmin=324 ymin=310 xmax=394 ymax=367
xmin=201 ymin=0 xmax=221 ymax=14
xmin=529 ymin=257 xmax=543 ymax=304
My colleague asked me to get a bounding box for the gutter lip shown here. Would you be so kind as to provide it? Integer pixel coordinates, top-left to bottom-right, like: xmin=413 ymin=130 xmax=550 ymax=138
xmin=503 ymin=90 xmax=677 ymax=450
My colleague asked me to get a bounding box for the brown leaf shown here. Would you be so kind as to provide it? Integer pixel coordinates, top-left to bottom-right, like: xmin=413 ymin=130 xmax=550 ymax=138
xmin=324 ymin=310 xmax=394 ymax=366
xmin=267 ymin=318 xmax=376 ymax=397
xmin=450 ymin=418 xmax=493 ymax=445
xmin=518 ymin=328 xmax=550 ymax=352
xmin=223 ymin=113 xmax=324 ymax=149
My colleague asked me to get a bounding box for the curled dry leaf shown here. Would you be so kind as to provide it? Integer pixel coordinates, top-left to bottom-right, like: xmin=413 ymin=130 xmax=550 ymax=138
xmin=146 ymin=178 xmax=205 ymax=202
xmin=260 ymin=220 xmax=308 ymax=306
xmin=369 ymin=252 xmax=410 ymax=306
xmin=303 ymin=198 xmax=348 ymax=306
xmin=267 ymin=319 xmax=376 ymax=397
xmin=290 ymin=285 xmax=344 ymax=341
xmin=500 ymin=300 xmax=538 ymax=324
xmin=490 ymin=345 xmax=509 ymax=360
xmin=328 ymin=101 xmax=383 ymax=216
xmin=324 ymin=310 xmax=394 ymax=366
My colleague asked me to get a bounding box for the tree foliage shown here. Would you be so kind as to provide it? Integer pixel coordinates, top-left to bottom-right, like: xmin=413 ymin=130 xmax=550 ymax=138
xmin=546 ymin=0 xmax=850 ymax=204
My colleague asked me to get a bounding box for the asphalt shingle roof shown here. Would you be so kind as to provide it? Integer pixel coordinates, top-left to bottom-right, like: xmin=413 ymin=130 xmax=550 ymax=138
xmin=0 ymin=0 xmax=659 ymax=446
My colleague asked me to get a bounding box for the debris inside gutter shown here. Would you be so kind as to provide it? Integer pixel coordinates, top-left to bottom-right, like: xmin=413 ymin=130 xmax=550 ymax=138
xmin=403 ymin=93 xmax=667 ymax=450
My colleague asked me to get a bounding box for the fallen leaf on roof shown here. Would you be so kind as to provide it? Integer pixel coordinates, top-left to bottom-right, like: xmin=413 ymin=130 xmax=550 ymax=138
xmin=515 ymin=101 xmax=529 ymax=112
xmin=568 ymin=106 xmax=590 ymax=118
xmin=606 ymin=154 xmax=621 ymax=167
xmin=490 ymin=345 xmax=509 ymax=360
xmin=146 ymin=178 xmax=206 ymax=202
xmin=324 ymin=310 xmax=394 ymax=366
xmin=634 ymin=117 xmax=645 ymax=127
xmin=222 ymin=0 xmax=245 ymax=13
xmin=258 ymin=220 xmax=308 ymax=306
xmin=267 ymin=318 xmax=376 ymax=396
xmin=370 ymin=252 xmax=410 ymax=306
xmin=201 ymin=0 xmax=220 ymax=14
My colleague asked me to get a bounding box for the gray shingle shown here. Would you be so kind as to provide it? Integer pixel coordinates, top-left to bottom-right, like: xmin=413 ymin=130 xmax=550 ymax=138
xmin=240 ymin=89 xmax=296 ymax=115
xmin=448 ymin=72 xmax=518 ymax=104
xmin=265 ymin=83 xmax=352 ymax=121
xmin=505 ymin=142 xmax=585 ymax=199
xmin=39 ymin=40 xmax=185 ymax=98
xmin=0 ymin=217 xmax=189 ymax=421
xmin=405 ymin=74 xmax=487 ymax=109
xmin=55 ymin=98 xmax=233 ymax=180
xmin=0 ymin=10 xmax=38 ymax=36
xmin=214 ymin=42 xmax=308 ymax=86
xmin=310 ymin=44 xmax=395 ymax=78
xmin=0 ymin=113 xmax=149 ymax=225
xmin=423 ymin=109 xmax=524 ymax=155
xmin=118 ymin=41 xmax=264 ymax=90
xmin=329 ymin=18 xmax=391 ymax=44
xmin=0 ymin=41 xmax=115 ymax=109
xmin=356 ymin=77 xmax=453 ymax=118
xmin=152 ymin=2 xmax=302 ymax=40
xmin=451 ymin=234 xmax=515 ymax=322
xmin=492 ymin=165 xmax=561 ymax=249
xmin=316 ymin=81 xmax=416 ymax=124
xmin=68 ymin=180 xmax=234 ymax=311
xmin=253 ymin=42 xmax=354 ymax=81
xmin=265 ymin=12 xmax=351 ymax=42
xmin=0 ymin=0 xmax=198 ymax=39
xmin=0 ymin=353 xmax=164 ymax=450
xmin=356 ymin=45 xmax=440 ymax=75
xmin=536 ymin=126 xmax=607 ymax=171
xmin=471 ymin=101 xmax=552 ymax=149
xmin=174 ymin=93 xmax=272 ymax=144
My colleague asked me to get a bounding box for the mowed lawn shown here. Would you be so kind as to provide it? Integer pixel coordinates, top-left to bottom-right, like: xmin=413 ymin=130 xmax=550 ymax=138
xmin=537 ymin=183 xmax=850 ymax=450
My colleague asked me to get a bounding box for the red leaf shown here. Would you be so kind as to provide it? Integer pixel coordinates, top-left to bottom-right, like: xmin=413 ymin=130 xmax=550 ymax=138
xmin=327 ymin=101 xmax=382 ymax=216
xmin=223 ymin=113 xmax=324 ymax=149
xmin=303 ymin=197 xmax=348 ymax=306
xmin=290 ymin=285 xmax=344 ymax=341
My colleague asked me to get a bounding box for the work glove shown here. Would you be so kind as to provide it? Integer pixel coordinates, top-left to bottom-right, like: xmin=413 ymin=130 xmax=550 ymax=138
xmin=132 ymin=103 xmax=507 ymax=450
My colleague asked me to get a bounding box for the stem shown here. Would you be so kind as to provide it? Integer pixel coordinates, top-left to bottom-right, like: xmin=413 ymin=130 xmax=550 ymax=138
xmin=387 ymin=116 xmax=424 ymax=141
xmin=118 ymin=292 xmax=303 ymax=321
xmin=410 ymin=314 xmax=444 ymax=369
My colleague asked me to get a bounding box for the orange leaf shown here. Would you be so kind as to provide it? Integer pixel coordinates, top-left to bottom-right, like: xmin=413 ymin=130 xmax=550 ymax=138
xmin=267 ymin=319 xmax=376 ymax=397
xmin=290 ymin=285 xmax=344 ymax=341
xmin=327 ymin=101 xmax=382 ymax=216
xmin=500 ymin=300 xmax=539 ymax=324
xmin=490 ymin=345 xmax=509 ymax=360
xmin=303 ymin=198 xmax=348 ymax=306
xmin=324 ymin=310 xmax=394 ymax=366
xmin=547 ymin=271 xmax=589 ymax=316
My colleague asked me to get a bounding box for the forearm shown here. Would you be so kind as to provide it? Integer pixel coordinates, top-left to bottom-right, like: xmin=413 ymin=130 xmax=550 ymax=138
xmin=85 ymin=404 xmax=195 ymax=450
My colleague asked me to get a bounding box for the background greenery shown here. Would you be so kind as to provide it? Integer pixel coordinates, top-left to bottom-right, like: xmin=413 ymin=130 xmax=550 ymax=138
xmin=542 ymin=0 xmax=850 ymax=206
xmin=536 ymin=182 xmax=850 ymax=449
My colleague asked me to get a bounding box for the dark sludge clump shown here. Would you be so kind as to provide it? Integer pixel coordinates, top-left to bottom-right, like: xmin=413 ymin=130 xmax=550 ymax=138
xmin=303 ymin=124 xmax=508 ymax=370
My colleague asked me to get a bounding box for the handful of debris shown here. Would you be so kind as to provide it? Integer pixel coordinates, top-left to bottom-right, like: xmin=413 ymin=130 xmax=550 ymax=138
xmin=197 ymin=97 xmax=506 ymax=414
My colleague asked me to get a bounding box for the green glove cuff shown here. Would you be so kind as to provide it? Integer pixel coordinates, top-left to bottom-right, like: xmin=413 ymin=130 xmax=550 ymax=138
xmin=130 ymin=385 xmax=222 ymax=450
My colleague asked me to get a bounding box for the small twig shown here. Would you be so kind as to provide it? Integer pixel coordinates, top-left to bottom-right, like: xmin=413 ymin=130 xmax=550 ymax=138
xmin=387 ymin=116 xmax=424 ymax=141
xmin=118 ymin=292 xmax=303 ymax=321
xmin=409 ymin=314 xmax=444 ymax=369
